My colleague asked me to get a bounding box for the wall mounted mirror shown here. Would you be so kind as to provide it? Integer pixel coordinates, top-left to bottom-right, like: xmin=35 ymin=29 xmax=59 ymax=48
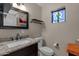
xmin=0 ymin=3 xmax=29 ymax=29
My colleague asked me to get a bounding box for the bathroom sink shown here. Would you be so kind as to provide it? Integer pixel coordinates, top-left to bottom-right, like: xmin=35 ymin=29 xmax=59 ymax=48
xmin=7 ymin=39 xmax=31 ymax=48
xmin=0 ymin=41 xmax=12 ymax=46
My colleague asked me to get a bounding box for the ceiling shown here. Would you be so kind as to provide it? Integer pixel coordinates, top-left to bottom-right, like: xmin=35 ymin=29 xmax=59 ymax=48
xmin=36 ymin=3 xmax=46 ymax=7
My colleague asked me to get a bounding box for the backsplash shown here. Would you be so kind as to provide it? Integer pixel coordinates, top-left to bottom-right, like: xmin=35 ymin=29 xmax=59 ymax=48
xmin=0 ymin=29 xmax=29 ymax=42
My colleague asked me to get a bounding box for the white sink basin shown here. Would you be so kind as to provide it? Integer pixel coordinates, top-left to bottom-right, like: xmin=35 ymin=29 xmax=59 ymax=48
xmin=7 ymin=39 xmax=31 ymax=48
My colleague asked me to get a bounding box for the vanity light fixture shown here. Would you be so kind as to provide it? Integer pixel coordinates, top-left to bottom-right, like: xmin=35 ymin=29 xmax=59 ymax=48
xmin=16 ymin=3 xmax=24 ymax=6
xmin=16 ymin=3 xmax=21 ymax=6
xmin=22 ymin=3 xmax=24 ymax=5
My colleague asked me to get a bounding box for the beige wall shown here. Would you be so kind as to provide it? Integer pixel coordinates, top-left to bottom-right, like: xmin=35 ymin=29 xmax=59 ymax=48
xmin=41 ymin=3 xmax=79 ymax=56
xmin=0 ymin=3 xmax=42 ymax=42
xmin=24 ymin=4 xmax=42 ymax=38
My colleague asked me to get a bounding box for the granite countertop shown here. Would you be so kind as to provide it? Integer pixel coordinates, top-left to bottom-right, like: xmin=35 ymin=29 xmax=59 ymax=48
xmin=0 ymin=38 xmax=40 ymax=56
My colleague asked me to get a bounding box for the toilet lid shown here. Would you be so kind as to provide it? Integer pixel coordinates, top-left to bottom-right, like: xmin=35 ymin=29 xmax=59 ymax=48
xmin=39 ymin=47 xmax=54 ymax=56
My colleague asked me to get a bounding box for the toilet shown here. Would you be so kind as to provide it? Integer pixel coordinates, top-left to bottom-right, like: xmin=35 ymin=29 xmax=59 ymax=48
xmin=34 ymin=37 xmax=54 ymax=56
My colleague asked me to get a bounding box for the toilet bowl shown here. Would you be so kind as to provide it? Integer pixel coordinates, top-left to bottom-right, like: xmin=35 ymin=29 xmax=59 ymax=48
xmin=35 ymin=37 xmax=54 ymax=56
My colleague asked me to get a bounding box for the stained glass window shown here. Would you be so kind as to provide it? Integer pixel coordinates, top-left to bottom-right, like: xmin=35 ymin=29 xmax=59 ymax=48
xmin=51 ymin=8 xmax=65 ymax=23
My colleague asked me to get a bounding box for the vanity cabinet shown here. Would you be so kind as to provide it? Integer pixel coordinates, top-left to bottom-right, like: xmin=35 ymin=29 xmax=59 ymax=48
xmin=4 ymin=43 xmax=38 ymax=56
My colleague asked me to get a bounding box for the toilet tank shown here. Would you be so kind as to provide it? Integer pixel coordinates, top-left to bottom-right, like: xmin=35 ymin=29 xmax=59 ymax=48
xmin=34 ymin=37 xmax=44 ymax=48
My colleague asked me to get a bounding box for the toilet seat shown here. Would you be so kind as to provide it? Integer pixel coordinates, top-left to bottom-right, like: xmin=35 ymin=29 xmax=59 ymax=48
xmin=39 ymin=47 xmax=54 ymax=56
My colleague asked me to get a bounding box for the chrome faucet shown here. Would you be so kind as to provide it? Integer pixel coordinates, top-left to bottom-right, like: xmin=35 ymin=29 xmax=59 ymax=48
xmin=15 ymin=33 xmax=21 ymax=40
xmin=10 ymin=33 xmax=29 ymax=41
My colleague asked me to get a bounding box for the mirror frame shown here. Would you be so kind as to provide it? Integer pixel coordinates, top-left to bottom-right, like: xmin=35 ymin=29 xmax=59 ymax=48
xmin=0 ymin=4 xmax=29 ymax=29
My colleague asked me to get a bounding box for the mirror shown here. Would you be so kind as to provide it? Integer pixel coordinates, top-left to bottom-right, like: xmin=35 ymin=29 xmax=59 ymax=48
xmin=0 ymin=3 xmax=29 ymax=29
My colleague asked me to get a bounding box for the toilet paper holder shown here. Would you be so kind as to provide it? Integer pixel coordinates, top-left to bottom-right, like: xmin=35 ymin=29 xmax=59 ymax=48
xmin=53 ymin=43 xmax=59 ymax=49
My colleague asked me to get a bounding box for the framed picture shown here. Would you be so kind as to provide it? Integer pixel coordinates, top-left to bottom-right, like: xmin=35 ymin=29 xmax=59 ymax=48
xmin=51 ymin=7 xmax=66 ymax=24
